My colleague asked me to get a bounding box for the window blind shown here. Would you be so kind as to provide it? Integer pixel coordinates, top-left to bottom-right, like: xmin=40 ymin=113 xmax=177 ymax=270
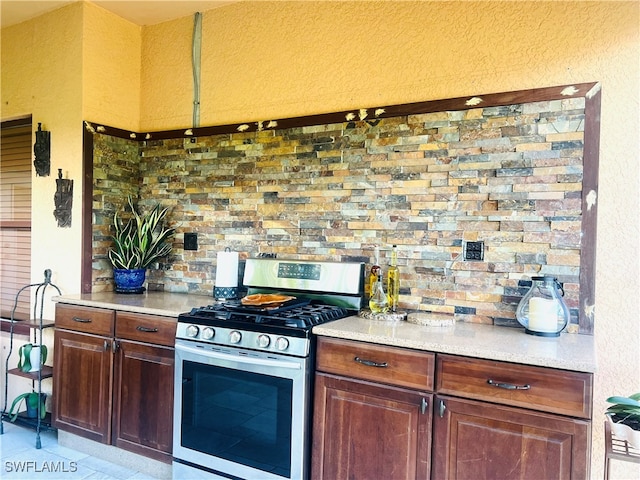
xmin=1 ymin=122 xmax=32 ymax=320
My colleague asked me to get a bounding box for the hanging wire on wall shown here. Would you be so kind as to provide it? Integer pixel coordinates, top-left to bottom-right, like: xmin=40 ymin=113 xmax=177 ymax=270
xmin=192 ymin=12 xmax=203 ymax=129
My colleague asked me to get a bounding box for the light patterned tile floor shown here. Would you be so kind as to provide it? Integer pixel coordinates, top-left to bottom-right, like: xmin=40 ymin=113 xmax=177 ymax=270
xmin=0 ymin=422 xmax=161 ymax=480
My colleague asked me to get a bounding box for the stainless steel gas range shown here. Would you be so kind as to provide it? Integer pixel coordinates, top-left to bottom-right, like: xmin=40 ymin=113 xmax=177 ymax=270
xmin=172 ymin=258 xmax=364 ymax=480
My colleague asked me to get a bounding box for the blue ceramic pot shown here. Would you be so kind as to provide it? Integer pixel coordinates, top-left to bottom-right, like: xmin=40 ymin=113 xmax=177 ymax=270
xmin=113 ymin=268 xmax=146 ymax=293
xmin=25 ymin=393 xmax=46 ymax=419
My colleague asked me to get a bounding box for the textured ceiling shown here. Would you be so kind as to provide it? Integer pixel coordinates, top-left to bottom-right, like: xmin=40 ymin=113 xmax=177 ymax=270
xmin=1 ymin=0 xmax=237 ymax=28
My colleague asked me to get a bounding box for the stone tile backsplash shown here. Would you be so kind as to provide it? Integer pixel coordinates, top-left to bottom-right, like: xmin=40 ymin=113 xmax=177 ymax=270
xmin=93 ymin=98 xmax=586 ymax=327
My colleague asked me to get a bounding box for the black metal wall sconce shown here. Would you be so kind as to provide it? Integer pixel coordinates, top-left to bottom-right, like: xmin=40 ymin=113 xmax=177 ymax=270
xmin=53 ymin=169 xmax=73 ymax=228
xmin=33 ymin=123 xmax=51 ymax=177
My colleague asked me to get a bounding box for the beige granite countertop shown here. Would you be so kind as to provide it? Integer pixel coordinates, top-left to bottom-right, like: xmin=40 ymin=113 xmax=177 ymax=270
xmin=53 ymin=294 xmax=596 ymax=373
xmin=53 ymin=292 xmax=212 ymax=318
xmin=313 ymin=316 xmax=597 ymax=373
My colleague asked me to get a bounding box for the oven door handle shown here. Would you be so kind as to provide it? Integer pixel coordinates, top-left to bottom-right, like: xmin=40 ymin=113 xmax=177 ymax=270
xmin=175 ymin=342 xmax=302 ymax=370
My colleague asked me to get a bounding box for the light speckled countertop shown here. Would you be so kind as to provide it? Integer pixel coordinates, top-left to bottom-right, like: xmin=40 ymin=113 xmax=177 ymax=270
xmin=313 ymin=316 xmax=597 ymax=373
xmin=53 ymin=293 xmax=596 ymax=373
xmin=53 ymin=292 xmax=212 ymax=318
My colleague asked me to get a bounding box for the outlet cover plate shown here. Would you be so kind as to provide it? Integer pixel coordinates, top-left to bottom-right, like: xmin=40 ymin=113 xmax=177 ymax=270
xmin=465 ymin=241 xmax=484 ymax=261
xmin=184 ymin=232 xmax=198 ymax=251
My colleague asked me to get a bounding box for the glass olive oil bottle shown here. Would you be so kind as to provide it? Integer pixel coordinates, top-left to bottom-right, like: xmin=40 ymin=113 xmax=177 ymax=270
xmin=369 ymin=273 xmax=389 ymax=313
xmin=369 ymin=246 xmax=380 ymax=299
xmin=387 ymin=244 xmax=399 ymax=312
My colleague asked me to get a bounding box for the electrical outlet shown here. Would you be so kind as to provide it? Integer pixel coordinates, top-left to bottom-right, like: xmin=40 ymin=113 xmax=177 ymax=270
xmin=465 ymin=241 xmax=484 ymax=261
xmin=184 ymin=232 xmax=198 ymax=251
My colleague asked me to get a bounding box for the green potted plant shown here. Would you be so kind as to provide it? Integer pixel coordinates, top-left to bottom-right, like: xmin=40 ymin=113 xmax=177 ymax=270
xmin=7 ymin=391 xmax=47 ymax=421
xmin=108 ymin=196 xmax=176 ymax=293
xmin=606 ymin=392 xmax=640 ymax=448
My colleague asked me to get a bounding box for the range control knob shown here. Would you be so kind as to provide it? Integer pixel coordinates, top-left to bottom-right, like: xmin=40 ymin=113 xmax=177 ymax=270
xmin=186 ymin=325 xmax=199 ymax=338
xmin=257 ymin=334 xmax=271 ymax=348
xmin=202 ymin=327 xmax=215 ymax=340
xmin=275 ymin=337 xmax=289 ymax=351
xmin=229 ymin=330 xmax=242 ymax=344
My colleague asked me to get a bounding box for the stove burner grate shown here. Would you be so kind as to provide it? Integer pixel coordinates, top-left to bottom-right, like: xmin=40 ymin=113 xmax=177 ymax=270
xmin=184 ymin=301 xmax=351 ymax=330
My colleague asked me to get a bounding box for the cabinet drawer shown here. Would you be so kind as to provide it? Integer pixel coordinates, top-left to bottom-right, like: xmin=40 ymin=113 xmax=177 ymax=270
xmin=56 ymin=303 xmax=115 ymax=336
xmin=115 ymin=312 xmax=176 ymax=347
xmin=316 ymin=337 xmax=434 ymax=391
xmin=436 ymin=354 xmax=592 ymax=419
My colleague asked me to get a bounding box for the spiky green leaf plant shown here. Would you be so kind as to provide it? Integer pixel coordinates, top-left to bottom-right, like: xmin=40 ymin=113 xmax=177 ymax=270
xmin=108 ymin=196 xmax=176 ymax=270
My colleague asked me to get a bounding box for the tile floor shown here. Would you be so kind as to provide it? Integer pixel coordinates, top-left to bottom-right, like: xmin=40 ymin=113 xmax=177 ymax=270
xmin=0 ymin=422 xmax=161 ymax=480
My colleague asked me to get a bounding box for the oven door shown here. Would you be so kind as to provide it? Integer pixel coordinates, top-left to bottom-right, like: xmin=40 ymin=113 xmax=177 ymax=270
xmin=173 ymin=339 xmax=311 ymax=480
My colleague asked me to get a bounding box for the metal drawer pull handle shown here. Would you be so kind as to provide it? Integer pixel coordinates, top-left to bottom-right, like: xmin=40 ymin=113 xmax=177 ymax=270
xmin=438 ymin=400 xmax=446 ymax=418
xmin=354 ymin=356 xmax=388 ymax=368
xmin=487 ymin=379 xmax=530 ymax=390
xmin=420 ymin=397 xmax=428 ymax=415
xmin=72 ymin=316 xmax=92 ymax=323
xmin=136 ymin=326 xmax=159 ymax=333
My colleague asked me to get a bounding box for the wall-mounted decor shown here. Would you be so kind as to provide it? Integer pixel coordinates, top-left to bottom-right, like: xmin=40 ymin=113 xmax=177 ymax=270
xmin=53 ymin=169 xmax=73 ymax=227
xmin=33 ymin=123 xmax=50 ymax=177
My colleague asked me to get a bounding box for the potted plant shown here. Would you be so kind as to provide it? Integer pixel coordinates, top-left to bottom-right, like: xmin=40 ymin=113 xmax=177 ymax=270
xmin=108 ymin=196 xmax=176 ymax=293
xmin=606 ymin=392 xmax=640 ymax=448
xmin=7 ymin=391 xmax=47 ymax=421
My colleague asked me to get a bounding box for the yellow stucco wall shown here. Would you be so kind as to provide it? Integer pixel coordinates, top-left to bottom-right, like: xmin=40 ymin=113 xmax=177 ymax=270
xmin=1 ymin=3 xmax=85 ymax=297
xmin=2 ymin=1 xmax=639 ymax=478
xmin=1 ymin=0 xmax=141 ymax=410
xmin=83 ymin=2 xmax=141 ymax=131
xmin=140 ymin=5 xmax=640 ymax=476
xmin=141 ymin=1 xmax=639 ymax=129
xmin=1 ymin=1 xmax=141 ymax=296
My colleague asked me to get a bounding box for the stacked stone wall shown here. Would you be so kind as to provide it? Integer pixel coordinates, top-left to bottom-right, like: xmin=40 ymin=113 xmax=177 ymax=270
xmin=93 ymin=98 xmax=586 ymax=326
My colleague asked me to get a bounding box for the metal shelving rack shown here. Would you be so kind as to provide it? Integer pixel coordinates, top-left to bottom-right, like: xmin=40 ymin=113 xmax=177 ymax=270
xmin=1 ymin=269 xmax=61 ymax=448
xmin=604 ymin=420 xmax=640 ymax=480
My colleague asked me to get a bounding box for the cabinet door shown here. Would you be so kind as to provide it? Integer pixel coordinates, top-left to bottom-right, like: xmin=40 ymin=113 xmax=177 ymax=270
xmin=112 ymin=339 xmax=174 ymax=463
xmin=432 ymin=395 xmax=590 ymax=480
xmin=312 ymin=372 xmax=432 ymax=480
xmin=53 ymin=329 xmax=113 ymax=443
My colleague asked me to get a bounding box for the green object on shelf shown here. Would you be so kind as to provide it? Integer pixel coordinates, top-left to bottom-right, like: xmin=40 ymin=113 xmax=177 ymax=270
xmin=17 ymin=343 xmax=48 ymax=373
xmin=7 ymin=392 xmax=46 ymax=422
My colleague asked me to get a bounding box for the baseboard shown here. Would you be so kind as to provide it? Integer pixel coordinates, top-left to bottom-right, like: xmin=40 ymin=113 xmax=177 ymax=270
xmin=57 ymin=430 xmax=172 ymax=479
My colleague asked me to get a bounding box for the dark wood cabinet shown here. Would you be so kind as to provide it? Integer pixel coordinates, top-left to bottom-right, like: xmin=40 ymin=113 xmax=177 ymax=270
xmin=432 ymin=395 xmax=590 ymax=480
xmin=313 ymin=373 xmax=432 ymax=480
xmin=312 ymin=337 xmax=434 ymax=480
xmin=53 ymin=306 xmax=114 ymax=443
xmin=435 ymin=354 xmax=593 ymax=419
xmin=53 ymin=303 xmax=176 ymax=463
xmin=112 ymin=339 xmax=174 ymax=462
xmin=312 ymin=336 xmax=593 ymax=480
xmin=433 ymin=354 xmax=592 ymax=479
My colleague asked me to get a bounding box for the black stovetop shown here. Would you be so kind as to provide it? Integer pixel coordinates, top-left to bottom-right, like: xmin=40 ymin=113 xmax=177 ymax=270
xmin=178 ymin=299 xmax=353 ymax=337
